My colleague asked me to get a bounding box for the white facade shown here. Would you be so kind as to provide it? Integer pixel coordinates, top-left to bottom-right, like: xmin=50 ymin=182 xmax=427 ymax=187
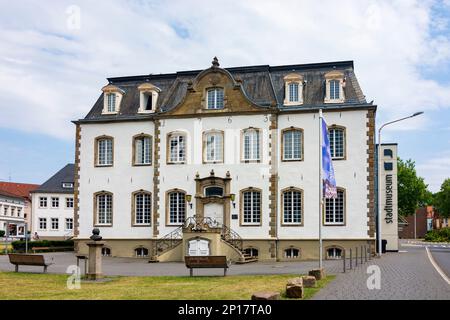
xmin=0 ymin=194 xmax=26 ymax=238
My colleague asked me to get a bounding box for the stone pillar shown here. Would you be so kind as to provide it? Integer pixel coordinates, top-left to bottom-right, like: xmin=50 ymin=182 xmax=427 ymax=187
xmin=86 ymin=241 xmax=105 ymax=280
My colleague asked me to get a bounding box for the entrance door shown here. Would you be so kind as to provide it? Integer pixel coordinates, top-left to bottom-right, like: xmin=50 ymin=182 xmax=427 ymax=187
xmin=188 ymin=239 xmax=210 ymax=256
xmin=204 ymin=203 xmax=223 ymax=225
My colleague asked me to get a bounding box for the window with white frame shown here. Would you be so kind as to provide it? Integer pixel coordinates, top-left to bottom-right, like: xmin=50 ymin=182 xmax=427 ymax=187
xmin=283 ymin=129 xmax=303 ymax=161
xmin=138 ymin=83 xmax=160 ymax=113
xmin=329 ymin=127 xmax=345 ymax=159
xmin=282 ymin=189 xmax=302 ymax=224
xmin=283 ymin=73 xmax=303 ymax=105
xmin=327 ymin=247 xmax=342 ymax=259
xmin=39 ymin=218 xmax=47 ymax=230
xmin=51 ymin=197 xmax=59 ymax=208
xmin=134 ymin=192 xmax=151 ymax=225
xmin=51 ymin=218 xmax=59 ymax=230
xmin=62 ymin=182 xmax=73 ymax=189
xmin=204 ymin=131 xmax=223 ymax=162
xmin=96 ymin=193 xmax=113 ymax=225
xmin=97 ymin=137 xmax=113 ymax=166
xmin=168 ymin=191 xmax=185 ymax=225
xmin=65 ymin=218 xmax=73 ymax=230
xmin=106 ymin=93 xmax=116 ymax=112
xmin=242 ymin=189 xmax=261 ymax=225
xmin=325 ymin=189 xmax=345 ymax=225
xmin=134 ymin=135 xmax=152 ymax=165
xmin=206 ymin=88 xmax=224 ymax=109
xmin=168 ymin=133 xmax=186 ymax=163
xmin=39 ymin=197 xmax=47 ymax=208
xmin=66 ymin=197 xmax=74 ymax=208
xmin=288 ymin=83 xmax=299 ymax=102
xmin=135 ymin=247 xmax=149 ymax=258
xmin=329 ymin=80 xmax=340 ymax=100
xmin=244 ymin=248 xmax=258 ymax=258
xmin=17 ymin=208 xmax=21 ymax=217
xmin=3 ymin=206 xmax=8 ymax=216
xmin=284 ymin=248 xmax=300 ymax=259
xmin=10 ymin=207 xmax=15 ymax=216
xmin=242 ymin=128 xmax=260 ymax=161
xmin=102 ymin=247 xmax=111 ymax=256
xmin=324 ymin=71 xmax=345 ymax=103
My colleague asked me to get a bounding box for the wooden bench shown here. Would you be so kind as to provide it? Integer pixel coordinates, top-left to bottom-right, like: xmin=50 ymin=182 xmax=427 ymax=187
xmin=8 ymin=254 xmax=54 ymax=273
xmin=185 ymin=256 xmax=230 ymax=277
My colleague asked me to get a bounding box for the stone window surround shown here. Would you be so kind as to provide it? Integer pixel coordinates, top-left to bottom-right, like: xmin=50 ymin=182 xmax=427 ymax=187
xmin=284 ymin=247 xmax=301 ymax=259
xmin=325 ymin=245 xmax=344 ymax=260
xmin=283 ymin=73 xmax=304 ymax=106
xmin=131 ymin=190 xmax=152 ymax=227
xmin=280 ymin=187 xmax=304 ymax=226
xmin=138 ymin=83 xmax=160 ymax=113
xmin=93 ymin=191 xmax=113 ymax=227
xmin=166 ymin=131 xmax=188 ymax=165
xmin=241 ymin=127 xmax=262 ymax=163
xmin=239 ymin=187 xmax=263 ymax=227
xmin=324 ymin=71 xmax=345 ymax=104
xmin=132 ymin=133 xmax=153 ymax=166
xmin=94 ymin=135 xmax=114 ymax=167
xmin=101 ymin=84 xmax=124 ymax=115
xmin=328 ymin=125 xmax=347 ymax=161
xmin=202 ymin=129 xmax=224 ymax=164
xmin=165 ymin=188 xmax=187 ymax=227
xmin=323 ymin=187 xmax=346 ymax=226
xmin=281 ymin=127 xmax=304 ymax=162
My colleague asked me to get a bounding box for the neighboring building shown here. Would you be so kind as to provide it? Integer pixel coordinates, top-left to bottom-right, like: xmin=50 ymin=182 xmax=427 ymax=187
xmin=0 ymin=190 xmax=26 ymax=238
xmin=0 ymin=182 xmax=39 ymax=232
xmin=73 ymin=58 xmax=381 ymax=261
xmin=399 ymin=206 xmax=440 ymax=239
xmin=30 ymin=164 xmax=75 ymax=240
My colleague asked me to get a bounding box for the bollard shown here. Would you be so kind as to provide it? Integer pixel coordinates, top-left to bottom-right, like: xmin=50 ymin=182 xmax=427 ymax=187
xmin=365 ymin=245 xmax=368 ymax=262
xmin=349 ymin=248 xmax=352 ymax=270
xmin=361 ymin=246 xmax=364 ymax=264
xmin=369 ymin=243 xmax=372 ymax=260
xmin=343 ymin=249 xmax=346 ymax=273
xmin=355 ymin=247 xmax=358 ymax=267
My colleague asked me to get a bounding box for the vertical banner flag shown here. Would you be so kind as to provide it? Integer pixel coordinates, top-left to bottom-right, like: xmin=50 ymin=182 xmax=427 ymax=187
xmin=321 ymin=118 xmax=337 ymax=199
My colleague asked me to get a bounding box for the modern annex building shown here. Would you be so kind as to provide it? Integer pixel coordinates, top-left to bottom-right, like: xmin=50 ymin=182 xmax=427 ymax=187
xmin=73 ymin=58 xmax=378 ymax=262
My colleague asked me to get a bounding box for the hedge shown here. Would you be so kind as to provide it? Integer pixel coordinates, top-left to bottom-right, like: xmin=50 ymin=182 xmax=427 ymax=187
xmin=0 ymin=230 xmax=5 ymax=237
xmin=11 ymin=240 xmax=74 ymax=252
xmin=424 ymin=227 xmax=450 ymax=242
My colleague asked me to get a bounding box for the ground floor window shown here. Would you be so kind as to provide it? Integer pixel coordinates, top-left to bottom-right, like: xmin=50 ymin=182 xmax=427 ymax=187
xmin=284 ymin=248 xmax=300 ymax=259
xmin=39 ymin=218 xmax=47 ymax=230
xmin=102 ymin=247 xmax=111 ymax=257
xmin=244 ymin=248 xmax=258 ymax=258
xmin=327 ymin=247 xmax=342 ymax=259
xmin=135 ymin=247 xmax=149 ymax=258
xmin=65 ymin=218 xmax=73 ymax=230
xmin=51 ymin=218 xmax=59 ymax=230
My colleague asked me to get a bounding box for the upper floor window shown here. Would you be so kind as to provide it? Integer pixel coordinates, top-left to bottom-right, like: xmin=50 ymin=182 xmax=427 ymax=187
xmin=133 ymin=191 xmax=151 ymax=225
xmin=106 ymin=93 xmax=116 ymax=112
xmin=17 ymin=208 xmax=22 ymax=217
xmin=168 ymin=132 xmax=186 ymax=164
xmin=66 ymin=197 xmax=74 ymax=208
xmin=133 ymin=135 xmax=152 ymax=166
xmin=101 ymin=84 xmax=124 ymax=114
xmin=325 ymin=188 xmax=345 ymax=225
xmin=282 ymin=128 xmax=303 ymax=161
xmin=95 ymin=192 xmax=113 ymax=226
xmin=96 ymin=136 xmax=114 ymax=166
xmin=328 ymin=127 xmax=345 ymax=160
xmin=282 ymin=188 xmax=303 ymax=225
xmin=241 ymin=188 xmax=261 ymax=225
xmin=138 ymin=83 xmax=160 ymax=113
xmin=39 ymin=217 xmax=47 ymax=230
xmin=39 ymin=197 xmax=47 ymax=208
xmin=207 ymin=88 xmax=224 ymax=109
xmin=324 ymin=71 xmax=345 ymax=103
xmin=11 ymin=207 xmax=15 ymax=216
xmin=204 ymin=131 xmax=224 ymax=163
xmin=242 ymin=128 xmax=260 ymax=162
xmin=51 ymin=218 xmax=59 ymax=230
xmin=65 ymin=218 xmax=73 ymax=230
xmin=283 ymin=73 xmax=303 ymax=106
xmin=62 ymin=182 xmax=73 ymax=189
xmin=167 ymin=190 xmax=186 ymax=225
xmin=51 ymin=197 xmax=59 ymax=208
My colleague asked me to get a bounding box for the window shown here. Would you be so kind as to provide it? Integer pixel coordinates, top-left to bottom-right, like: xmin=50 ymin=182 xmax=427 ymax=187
xmin=325 ymin=189 xmax=345 ymax=225
xmin=102 ymin=247 xmax=111 ymax=256
xmin=138 ymin=83 xmax=160 ymax=113
xmin=282 ymin=129 xmax=303 ymax=161
xmin=66 ymin=197 xmax=74 ymax=208
xmin=10 ymin=207 xmax=15 ymax=216
xmin=51 ymin=218 xmax=59 ymax=230
xmin=96 ymin=137 xmax=113 ymax=166
xmin=62 ymin=182 xmax=73 ymax=189
xmin=282 ymin=189 xmax=303 ymax=225
xmin=95 ymin=192 xmax=113 ymax=225
xmin=134 ymin=135 xmax=152 ymax=165
xmin=134 ymin=192 xmax=151 ymax=225
xmin=283 ymin=73 xmax=303 ymax=105
xmin=206 ymin=88 xmax=224 ymax=109
xmin=135 ymin=247 xmax=149 ymax=258
xmin=17 ymin=208 xmax=21 ymax=217
xmin=241 ymin=189 xmax=261 ymax=225
xmin=244 ymin=248 xmax=258 ymax=258
xmin=205 ymin=186 xmax=224 ymax=197
xmin=329 ymin=127 xmax=345 ymax=159
xmin=39 ymin=197 xmax=47 ymax=208
xmin=51 ymin=197 xmax=59 ymax=208
xmin=168 ymin=191 xmax=186 ymax=225
xmin=284 ymin=248 xmax=300 ymax=259
xmin=3 ymin=206 xmax=8 ymax=216
xmin=65 ymin=218 xmax=73 ymax=230
xmin=106 ymin=93 xmax=116 ymax=112
xmin=39 ymin=218 xmax=47 ymax=230
xmin=204 ymin=131 xmax=223 ymax=163
xmin=327 ymin=247 xmax=342 ymax=259
xmin=329 ymin=80 xmax=340 ymax=100
xmin=288 ymin=83 xmax=299 ymax=102
xmin=324 ymin=71 xmax=345 ymax=103
xmin=168 ymin=133 xmax=186 ymax=164
xmin=242 ymin=129 xmax=260 ymax=162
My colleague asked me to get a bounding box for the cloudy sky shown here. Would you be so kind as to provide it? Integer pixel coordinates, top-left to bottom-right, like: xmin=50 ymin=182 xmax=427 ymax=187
xmin=0 ymin=0 xmax=449 ymax=192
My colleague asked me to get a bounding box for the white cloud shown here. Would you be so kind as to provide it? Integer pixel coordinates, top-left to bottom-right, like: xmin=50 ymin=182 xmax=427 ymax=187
xmin=417 ymin=150 xmax=450 ymax=192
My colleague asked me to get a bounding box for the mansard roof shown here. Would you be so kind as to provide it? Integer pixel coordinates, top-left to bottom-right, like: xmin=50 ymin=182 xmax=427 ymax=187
xmin=77 ymin=60 xmax=372 ymax=123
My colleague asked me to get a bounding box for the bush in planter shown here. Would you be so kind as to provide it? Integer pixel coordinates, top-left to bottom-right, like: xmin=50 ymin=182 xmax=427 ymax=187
xmin=11 ymin=240 xmax=74 ymax=252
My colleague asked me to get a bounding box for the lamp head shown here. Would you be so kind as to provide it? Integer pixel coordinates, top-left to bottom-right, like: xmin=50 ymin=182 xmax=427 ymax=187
xmin=412 ymin=111 xmax=424 ymax=117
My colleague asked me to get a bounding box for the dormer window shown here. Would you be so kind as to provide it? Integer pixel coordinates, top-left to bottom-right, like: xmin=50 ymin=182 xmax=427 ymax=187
xmin=138 ymin=83 xmax=160 ymax=113
xmin=283 ymin=73 xmax=303 ymax=106
xmin=101 ymin=84 xmax=124 ymax=114
xmin=62 ymin=182 xmax=73 ymax=189
xmin=324 ymin=71 xmax=345 ymax=103
xmin=206 ymin=88 xmax=224 ymax=109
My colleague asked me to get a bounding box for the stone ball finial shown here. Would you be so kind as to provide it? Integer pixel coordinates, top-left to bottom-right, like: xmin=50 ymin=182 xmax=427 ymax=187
xmin=212 ymin=56 xmax=220 ymax=68
xmin=90 ymin=228 xmax=102 ymax=241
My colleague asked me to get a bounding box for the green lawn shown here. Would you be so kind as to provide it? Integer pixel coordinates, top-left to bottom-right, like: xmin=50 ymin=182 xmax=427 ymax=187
xmin=0 ymin=272 xmax=334 ymax=300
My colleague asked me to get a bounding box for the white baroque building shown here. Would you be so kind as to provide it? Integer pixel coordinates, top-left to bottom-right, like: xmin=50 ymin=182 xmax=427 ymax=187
xmin=73 ymin=58 xmax=376 ymax=262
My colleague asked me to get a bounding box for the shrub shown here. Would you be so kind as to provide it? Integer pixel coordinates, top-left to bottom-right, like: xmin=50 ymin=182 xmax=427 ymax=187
xmin=11 ymin=240 xmax=74 ymax=252
xmin=0 ymin=230 xmax=5 ymax=237
xmin=424 ymin=227 xmax=450 ymax=242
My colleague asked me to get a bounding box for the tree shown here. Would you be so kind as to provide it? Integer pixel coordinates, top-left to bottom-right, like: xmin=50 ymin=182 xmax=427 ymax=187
xmin=397 ymin=158 xmax=431 ymax=216
xmin=434 ymin=179 xmax=450 ymax=218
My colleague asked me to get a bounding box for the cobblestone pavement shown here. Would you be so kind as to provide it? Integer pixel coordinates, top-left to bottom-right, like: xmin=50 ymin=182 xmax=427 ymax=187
xmin=312 ymin=241 xmax=450 ymax=300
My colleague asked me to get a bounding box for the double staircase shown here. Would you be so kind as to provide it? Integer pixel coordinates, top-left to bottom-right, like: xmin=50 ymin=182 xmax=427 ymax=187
xmin=151 ymin=215 xmax=257 ymax=264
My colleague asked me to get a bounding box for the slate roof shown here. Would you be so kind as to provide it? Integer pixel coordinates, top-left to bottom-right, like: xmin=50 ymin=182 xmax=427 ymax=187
xmin=77 ymin=60 xmax=372 ymax=123
xmin=0 ymin=182 xmax=39 ymax=201
xmin=31 ymin=164 xmax=75 ymax=194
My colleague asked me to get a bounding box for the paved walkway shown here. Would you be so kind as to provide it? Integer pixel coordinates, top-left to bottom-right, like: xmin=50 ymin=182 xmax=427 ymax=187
xmin=312 ymin=241 xmax=450 ymax=300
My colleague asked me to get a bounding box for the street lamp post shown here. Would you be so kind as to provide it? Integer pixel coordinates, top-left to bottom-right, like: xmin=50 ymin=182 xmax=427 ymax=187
xmin=377 ymin=111 xmax=424 ymax=257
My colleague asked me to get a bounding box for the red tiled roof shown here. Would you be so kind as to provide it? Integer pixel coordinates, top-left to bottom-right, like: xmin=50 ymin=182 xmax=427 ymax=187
xmin=0 ymin=181 xmax=40 ymax=200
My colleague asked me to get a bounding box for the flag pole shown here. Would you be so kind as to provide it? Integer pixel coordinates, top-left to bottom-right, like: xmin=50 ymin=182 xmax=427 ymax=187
xmin=319 ymin=109 xmax=323 ymax=269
